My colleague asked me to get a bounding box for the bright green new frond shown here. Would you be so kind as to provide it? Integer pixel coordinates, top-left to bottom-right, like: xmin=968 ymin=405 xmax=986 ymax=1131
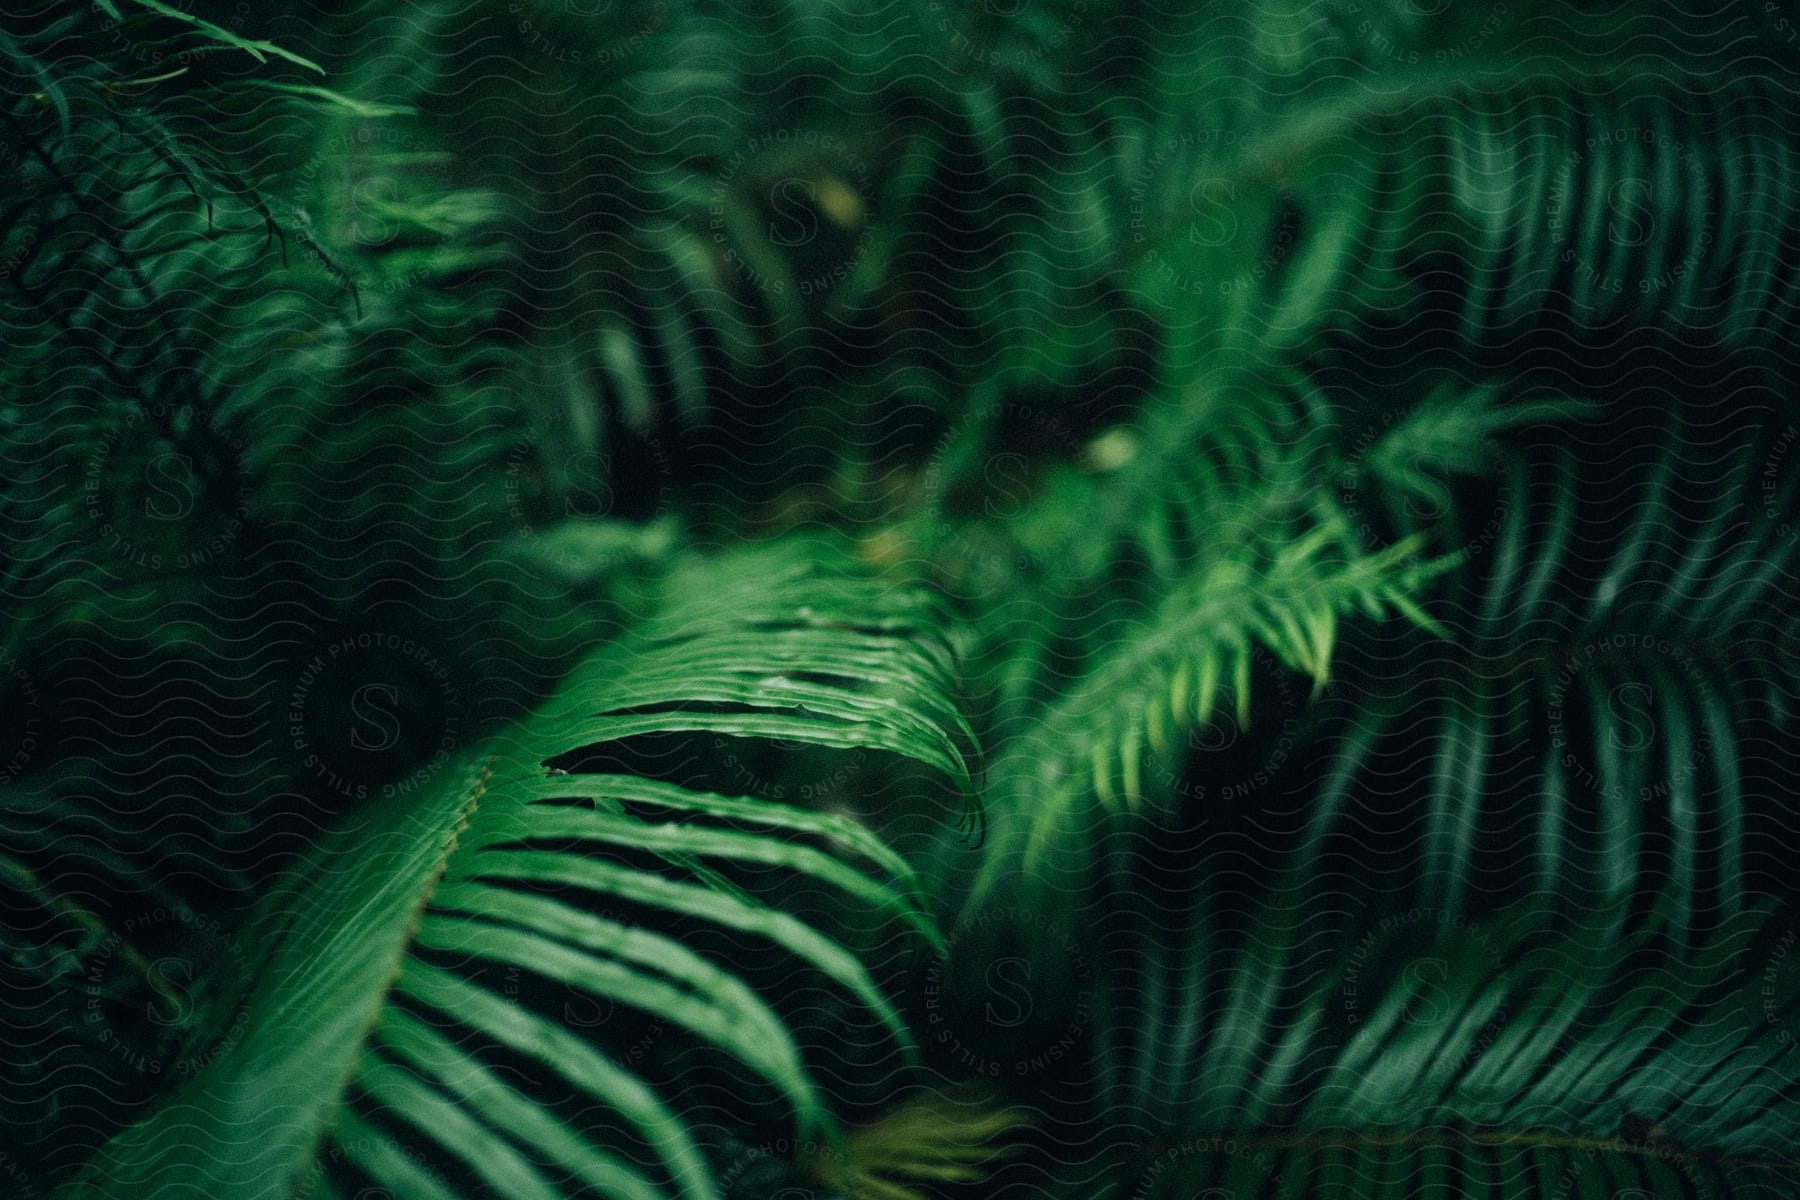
xmin=965 ymin=518 xmax=1458 ymax=910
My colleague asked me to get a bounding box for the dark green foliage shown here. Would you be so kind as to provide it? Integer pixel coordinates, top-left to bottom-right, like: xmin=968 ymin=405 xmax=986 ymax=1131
xmin=67 ymin=544 xmax=969 ymax=1200
xmin=4 ymin=2 xmax=1800 ymax=1199
xmin=1081 ymin=896 xmax=1800 ymax=1197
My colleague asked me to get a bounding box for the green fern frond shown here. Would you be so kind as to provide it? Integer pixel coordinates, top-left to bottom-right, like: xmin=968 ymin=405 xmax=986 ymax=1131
xmin=1085 ymin=896 xmax=1800 ymax=1199
xmin=1298 ymin=408 xmax=1800 ymax=935
xmin=8 ymin=4 xmax=1800 ymax=1199
xmin=94 ymin=1 xmax=322 ymax=72
xmin=1318 ymin=382 xmax=1594 ymax=548
xmin=965 ymin=520 xmax=1458 ymax=909
xmin=1068 ymin=530 xmax=1456 ymax=809
xmin=1134 ymin=75 xmax=1800 ymax=355
xmin=64 ymin=544 xmax=970 ymax=1200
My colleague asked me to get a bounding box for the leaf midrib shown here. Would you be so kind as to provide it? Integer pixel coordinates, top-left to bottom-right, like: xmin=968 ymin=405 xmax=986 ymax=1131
xmin=293 ymin=756 xmax=496 ymax=1198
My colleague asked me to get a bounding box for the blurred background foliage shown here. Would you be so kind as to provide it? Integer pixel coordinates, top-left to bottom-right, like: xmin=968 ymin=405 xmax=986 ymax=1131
xmin=4 ymin=1 xmax=1800 ymax=1198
